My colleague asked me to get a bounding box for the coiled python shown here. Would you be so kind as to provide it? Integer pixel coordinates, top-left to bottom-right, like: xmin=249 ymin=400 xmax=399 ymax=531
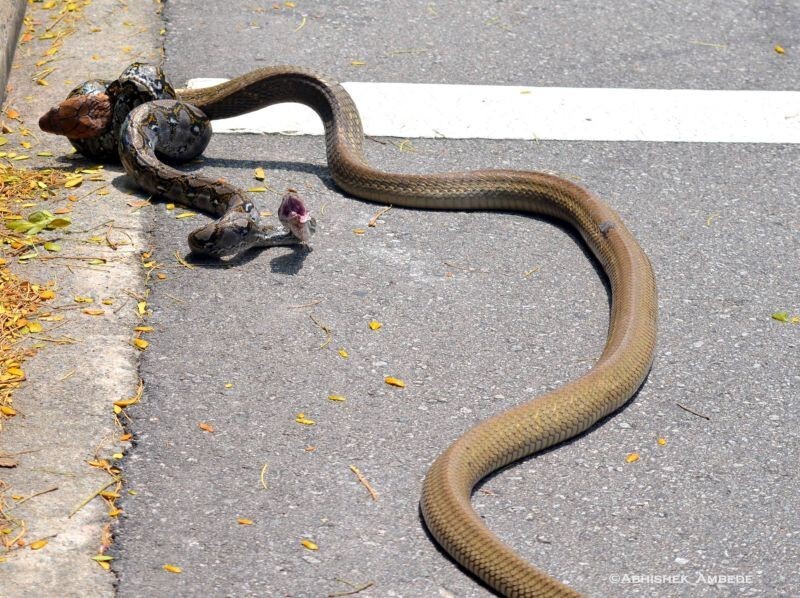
xmin=39 ymin=63 xmax=658 ymax=597
xmin=40 ymin=64 xmax=315 ymax=255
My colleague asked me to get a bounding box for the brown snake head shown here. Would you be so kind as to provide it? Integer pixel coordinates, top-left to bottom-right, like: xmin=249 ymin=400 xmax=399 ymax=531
xmin=278 ymin=190 xmax=314 ymax=242
xmin=38 ymin=93 xmax=113 ymax=139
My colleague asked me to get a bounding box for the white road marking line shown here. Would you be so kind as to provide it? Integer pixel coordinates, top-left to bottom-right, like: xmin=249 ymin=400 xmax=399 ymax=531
xmin=188 ymin=78 xmax=800 ymax=144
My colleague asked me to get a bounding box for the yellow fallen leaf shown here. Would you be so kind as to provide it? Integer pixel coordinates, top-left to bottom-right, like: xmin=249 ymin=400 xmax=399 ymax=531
xmin=198 ymin=422 xmax=215 ymax=433
xmin=327 ymin=394 xmax=346 ymax=402
xmin=368 ymin=320 xmax=382 ymax=330
xmin=114 ymin=397 xmax=139 ymax=408
xmin=352 ymin=228 xmax=366 ymax=235
xmin=657 ymin=437 xmax=667 ymax=446
xmin=101 ymin=299 xmax=114 ymax=305
xmin=224 ymin=383 xmax=233 ymax=388
xmin=28 ymin=321 xmax=43 ymax=333
xmin=74 ymin=296 xmax=93 ymax=303
xmin=83 ymin=308 xmax=105 ymax=316
xmin=137 ymin=301 xmax=147 ymax=315
xmin=237 ymin=518 xmax=253 ymax=525
xmin=337 ymin=347 xmax=349 ymax=358
xmin=7 ymin=367 xmax=25 ymax=377
xmin=300 ymin=539 xmax=318 ymax=550
xmin=772 ymin=311 xmax=789 ymax=322
xmin=0 ymin=406 xmax=17 ymax=416
xmin=133 ymin=338 xmax=149 ymax=350
xmin=156 ymin=273 xmax=167 ymax=280
xmin=626 ymin=453 xmax=640 ymax=463
xmin=775 ymin=44 xmax=785 ymax=54
xmin=39 ymin=289 xmax=55 ymax=300
xmin=64 ymin=176 xmax=83 ymax=188
xmin=29 ymin=539 xmax=48 ymax=550
xmin=254 ymin=167 xmax=266 ymax=180
xmin=295 ymin=413 xmax=315 ymax=425
xmin=96 ymin=560 xmax=111 ymax=571
xmin=163 ymin=564 xmax=182 ymax=573
xmin=351 ymin=60 xmax=366 ymax=67
xmin=165 ymin=203 xmax=175 ymax=210
xmin=248 ymin=186 xmax=268 ymax=192
xmin=134 ymin=326 xmax=153 ymax=332
xmin=384 ymin=376 xmax=406 ymax=388
xmin=176 ymin=212 xmax=196 ymax=219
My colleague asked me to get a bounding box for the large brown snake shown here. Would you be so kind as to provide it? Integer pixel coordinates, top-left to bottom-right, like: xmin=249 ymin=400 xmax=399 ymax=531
xmin=42 ymin=66 xmax=658 ymax=596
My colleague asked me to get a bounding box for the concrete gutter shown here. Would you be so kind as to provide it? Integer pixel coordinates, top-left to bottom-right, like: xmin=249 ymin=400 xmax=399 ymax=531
xmin=0 ymin=0 xmax=163 ymax=595
xmin=0 ymin=0 xmax=26 ymax=103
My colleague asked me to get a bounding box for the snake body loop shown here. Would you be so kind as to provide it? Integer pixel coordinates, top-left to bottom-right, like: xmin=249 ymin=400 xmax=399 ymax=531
xmin=40 ymin=65 xmax=657 ymax=597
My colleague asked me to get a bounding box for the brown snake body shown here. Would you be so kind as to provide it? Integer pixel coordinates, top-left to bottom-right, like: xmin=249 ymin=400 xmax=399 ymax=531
xmin=187 ymin=68 xmax=658 ymax=597
xmin=43 ymin=66 xmax=658 ymax=597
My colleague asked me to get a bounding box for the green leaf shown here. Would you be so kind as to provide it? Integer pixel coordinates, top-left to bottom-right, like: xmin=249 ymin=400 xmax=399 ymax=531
xmin=43 ymin=241 xmax=61 ymax=252
xmin=91 ymin=555 xmax=114 ymax=562
xmin=47 ymin=217 xmax=72 ymax=229
xmin=27 ymin=210 xmax=54 ymax=224
xmin=772 ymin=311 xmax=790 ymax=323
xmin=5 ymin=220 xmax=33 ymax=232
xmin=26 ymin=223 xmax=48 ymax=236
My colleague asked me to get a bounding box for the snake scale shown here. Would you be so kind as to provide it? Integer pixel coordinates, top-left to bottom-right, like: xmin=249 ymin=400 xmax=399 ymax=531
xmin=39 ymin=63 xmax=657 ymax=597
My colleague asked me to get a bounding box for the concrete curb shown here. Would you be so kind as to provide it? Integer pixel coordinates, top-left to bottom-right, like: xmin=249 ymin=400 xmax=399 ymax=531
xmin=0 ymin=0 xmax=164 ymax=595
xmin=0 ymin=0 xmax=27 ymax=103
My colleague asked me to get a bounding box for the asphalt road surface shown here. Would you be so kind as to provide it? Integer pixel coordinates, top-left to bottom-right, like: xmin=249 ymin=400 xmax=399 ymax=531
xmin=114 ymin=2 xmax=799 ymax=596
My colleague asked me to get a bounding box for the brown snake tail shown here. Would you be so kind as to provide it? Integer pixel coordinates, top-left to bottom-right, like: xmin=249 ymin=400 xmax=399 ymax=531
xmin=40 ymin=65 xmax=658 ymax=597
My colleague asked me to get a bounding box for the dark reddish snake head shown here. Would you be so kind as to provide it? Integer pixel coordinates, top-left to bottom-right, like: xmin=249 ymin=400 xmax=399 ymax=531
xmin=278 ymin=189 xmax=314 ymax=243
xmin=38 ymin=93 xmax=113 ymax=139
